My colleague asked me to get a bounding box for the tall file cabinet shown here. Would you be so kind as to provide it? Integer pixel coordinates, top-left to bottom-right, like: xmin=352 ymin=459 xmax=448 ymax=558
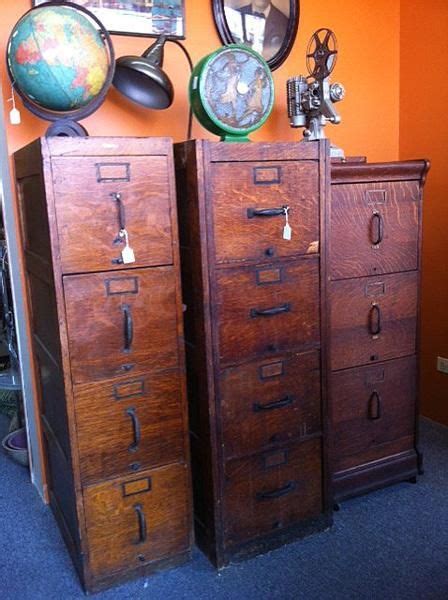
xmin=174 ymin=139 xmax=331 ymax=567
xmin=328 ymin=159 xmax=429 ymax=502
xmin=14 ymin=137 xmax=192 ymax=592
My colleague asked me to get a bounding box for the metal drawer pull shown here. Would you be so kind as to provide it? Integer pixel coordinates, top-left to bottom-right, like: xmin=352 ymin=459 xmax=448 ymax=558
xmin=247 ymin=206 xmax=286 ymax=219
xmin=111 ymin=192 xmax=126 ymax=230
xmin=256 ymin=481 xmax=296 ymax=501
xmin=133 ymin=503 xmax=147 ymax=544
xmin=250 ymin=303 xmax=290 ymax=318
xmin=122 ymin=304 xmax=133 ymax=351
xmin=370 ymin=211 xmax=384 ymax=245
xmin=126 ymin=407 xmax=141 ymax=452
xmin=368 ymin=303 xmax=381 ymax=336
xmin=368 ymin=390 xmax=382 ymax=420
xmin=253 ymin=395 xmax=293 ymax=412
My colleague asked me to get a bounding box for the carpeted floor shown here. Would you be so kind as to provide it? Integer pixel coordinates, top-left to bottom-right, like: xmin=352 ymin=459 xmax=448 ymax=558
xmin=1 ymin=416 xmax=447 ymax=600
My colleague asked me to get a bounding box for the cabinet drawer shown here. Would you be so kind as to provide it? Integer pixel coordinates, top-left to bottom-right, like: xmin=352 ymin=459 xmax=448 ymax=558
xmin=220 ymin=350 xmax=321 ymax=460
xmin=223 ymin=439 xmax=322 ymax=545
xmin=74 ymin=371 xmax=185 ymax=485
xmin=216 ymin=259 xmax=320 ymax=365
xmin=210 ymin=161 xmax=319 ymax=264
xmin=52 ymin=155 xmax=174 ymax=273
xmin=330 ymin=272 xmax=417 ymax=371
xmin=64 ymin=267 xmax=180 ymax=384
xmin=331 ymin=356 xmax=416 ymax=467
xmin=83 ymin=464 xmax=190 ymax=578
xmin=330 ymin=181 xmax=420 ymax=279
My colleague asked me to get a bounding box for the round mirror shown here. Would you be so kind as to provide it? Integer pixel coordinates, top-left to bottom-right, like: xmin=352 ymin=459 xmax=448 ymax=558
xmin=212 ymin=0 xmax=299 ymax=70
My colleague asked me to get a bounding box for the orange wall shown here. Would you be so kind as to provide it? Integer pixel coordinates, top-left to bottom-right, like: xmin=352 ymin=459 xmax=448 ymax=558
xmin=1 ymin=0 xmax=400 ymax=159
xmin=400 ymin=2 xmax=448 ymax=425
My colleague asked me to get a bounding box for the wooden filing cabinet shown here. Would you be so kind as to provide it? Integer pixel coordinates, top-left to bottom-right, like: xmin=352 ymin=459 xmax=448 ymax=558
xmin=328 ymin=159 xmax=429 ymax=502
xmin=14 ymin=137 xmax=192 ymax=592
xmin=174 ymin=139 xmax=331 ymax=567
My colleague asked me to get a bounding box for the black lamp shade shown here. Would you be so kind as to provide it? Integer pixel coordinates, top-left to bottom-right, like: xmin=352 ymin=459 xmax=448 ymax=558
xmin=112 ymin=36 xmax=174 ymax=110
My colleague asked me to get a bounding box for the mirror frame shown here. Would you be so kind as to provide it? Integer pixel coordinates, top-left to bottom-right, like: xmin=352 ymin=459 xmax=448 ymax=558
xmin=212 ymin=0 xmax=299 ymax=70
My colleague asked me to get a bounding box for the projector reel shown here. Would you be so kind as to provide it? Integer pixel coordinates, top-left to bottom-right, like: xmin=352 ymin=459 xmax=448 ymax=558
xmin=306 ymin=28 xmax=338 ymax=80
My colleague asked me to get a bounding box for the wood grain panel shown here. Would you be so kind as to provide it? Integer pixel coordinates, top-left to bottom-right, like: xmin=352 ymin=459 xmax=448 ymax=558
xmin=210 ymin=161 xmax=319 ymax=264
xmin=83 ymin=463 xmax=190 ymax=577
xmin=52 ymin=155 xmax=173 ymax=273
xmin=330 ymin=356 xmax=416 ymax=469
xmin=220 ymin=350 xmax=321 ymax=459
xmin=74 ymin=370 xmax=185 ymax=484
xmin=64 ymin=267 xmax=179 ymax=383
xmin=216 ymin=258 xmax=320 ymax=365
xmin=330 ymin=271 xmax=418 ymax=371
xmin=223 ymin=439 xmax=322 ymax=545
xmin=330 ymin=181 xmax=419 ymax=279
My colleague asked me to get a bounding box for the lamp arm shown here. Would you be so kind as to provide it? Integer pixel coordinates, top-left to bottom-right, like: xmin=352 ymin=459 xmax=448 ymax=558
xmin=170 ymin=40 xmax=194 ymax=140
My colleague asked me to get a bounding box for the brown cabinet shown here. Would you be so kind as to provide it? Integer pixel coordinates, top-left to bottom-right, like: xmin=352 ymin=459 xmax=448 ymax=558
xmin=328 ymin=160 xmax=429 ymax=502
xmin=174 ymin=140 xmax=331 ymax=568
xmin=14 ymin=137 xmax=192 ymax=592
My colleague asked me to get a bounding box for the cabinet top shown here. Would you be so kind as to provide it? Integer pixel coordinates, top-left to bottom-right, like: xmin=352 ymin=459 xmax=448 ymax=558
xmin=331 ymin=159 xmax=430 ymax=185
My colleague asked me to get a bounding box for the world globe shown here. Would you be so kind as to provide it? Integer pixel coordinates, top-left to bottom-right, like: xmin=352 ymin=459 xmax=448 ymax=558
xmin=7 ymin=2 xmax=114 ymax=135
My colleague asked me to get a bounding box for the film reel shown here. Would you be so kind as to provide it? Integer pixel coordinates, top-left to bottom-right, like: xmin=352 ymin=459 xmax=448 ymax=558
xmin=306 ymin=28 xmax=338 ymax=80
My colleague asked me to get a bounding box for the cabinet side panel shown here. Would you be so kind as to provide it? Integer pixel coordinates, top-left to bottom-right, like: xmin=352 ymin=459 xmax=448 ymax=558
xmin=14 ymin=145 xmax=82 ymax=560
xmin=174 ymin=141 xmax=219 ymax=561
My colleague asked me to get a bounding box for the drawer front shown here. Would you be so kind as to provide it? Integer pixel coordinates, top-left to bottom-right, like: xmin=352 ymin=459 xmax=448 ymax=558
xmin=330 ymin=181 xmax=420 ymax=279
xmin=223 ymin=439 xmax=322 ymax=545
xmin=330 ymin=357 xmax=416 ymax=469
xmin=83 ymin=464 xmax=190 ymax=577
xmin=64 ymin=267 xmax=179 ymax=384
xmin=75 ymin=371 xmax=185 ymax=485
xmin=216 ymin=259 xmax=320 ymax=365
xmin=210 ymin=161 xmax=319 ymax=264
xmin=52 ymin=155 xmax=174 ymax=273
xmin=220 ymin=350 xmax=321 ymax=460
xmin=330 ymin=271 xmax=418 ymax=371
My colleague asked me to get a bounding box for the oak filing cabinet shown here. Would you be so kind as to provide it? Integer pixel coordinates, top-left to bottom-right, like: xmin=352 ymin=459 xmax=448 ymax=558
xmin=14 ymin=137 xmax=192 ymax=592
xmin=327 ymin=159 xmax=430 ymax=502
xmin=174 ymin=139 xmax=331 ymax=567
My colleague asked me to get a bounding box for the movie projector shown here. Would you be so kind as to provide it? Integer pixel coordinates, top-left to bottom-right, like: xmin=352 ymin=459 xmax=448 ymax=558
xmin=287 ymin=28 xmax=345 ymax=158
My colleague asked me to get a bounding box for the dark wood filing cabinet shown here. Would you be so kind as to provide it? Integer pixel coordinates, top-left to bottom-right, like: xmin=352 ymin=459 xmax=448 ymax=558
xmin=174 ymin=139 xmax=331 ymax=568
xmin=328 ymin=159 xmax=430 ymax=502
xmin=14 ymin=137 xmax=192 ymax=592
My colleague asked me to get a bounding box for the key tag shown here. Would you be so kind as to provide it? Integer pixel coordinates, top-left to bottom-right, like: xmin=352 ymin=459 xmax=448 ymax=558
xmin=120 ymin=229 xmax=136 ymax=264
xmin=283 ymin=206 xmax=292 ymax=241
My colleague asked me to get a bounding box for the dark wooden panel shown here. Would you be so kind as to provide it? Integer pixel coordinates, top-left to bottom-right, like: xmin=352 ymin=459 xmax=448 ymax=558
xmin=64 ymin=267 xmax=179 ymax=383
xmin=220 ymin=350 xmax=321 ymax=459
xmin=210 ymin=161 xmax=319 ymax=264
xmin=216 ymin=258 xmax=320 ymax=365
xmin=74 ymin=371 xmax=185 ymax=484
xmin=223 ymin=439 xmax=322 ymax=546
xmin=83 ymin=463 xmax=191 ymax=578
xmin=330 ymin=356 xmax=416 ymax=469
xmin=330 ymin=271 xmax=418 ymax=371
xmin=52 ymin=156 xmax=173 ymax=273
xmin=331 ymin=159 xmax=430 ymax=184
xmin=330 ymin=181 xmax=420 ymax=279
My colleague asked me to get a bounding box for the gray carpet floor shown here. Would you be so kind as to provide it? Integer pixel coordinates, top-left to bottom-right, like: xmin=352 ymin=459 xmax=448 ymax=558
xmin=0 ymin=416 xmax=447 ymax=600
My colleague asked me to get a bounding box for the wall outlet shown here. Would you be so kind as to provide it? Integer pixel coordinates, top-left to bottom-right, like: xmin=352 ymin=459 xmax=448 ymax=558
xmin=436 ymin=356 xmax=448 ymax=374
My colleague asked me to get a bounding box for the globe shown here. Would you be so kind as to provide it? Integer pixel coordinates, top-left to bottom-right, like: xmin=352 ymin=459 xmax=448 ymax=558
xmin=7 ymin=2 xmax=114 ymax=134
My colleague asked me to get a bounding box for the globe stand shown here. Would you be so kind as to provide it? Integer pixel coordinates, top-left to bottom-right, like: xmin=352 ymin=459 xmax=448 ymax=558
xmin=7 ymin=1 xmax=115 ymax=138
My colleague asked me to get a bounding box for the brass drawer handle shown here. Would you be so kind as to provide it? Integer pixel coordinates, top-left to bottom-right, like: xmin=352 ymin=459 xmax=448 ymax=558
xmin=253 ymin=395 xmax=294 ymax=412
xmin=370 ymin=211 xmax=384 ymax=245
xmin=126 ymin=407 xmax=141 ymax=452
xmin=368 ymin=303 xmax=381 ymax=336
xmin=133 ymin=503 xmax=147 ymax=544
xmin=368 ymin=391 xmax=382 ymax=420
xmin=247 ymin=206 xmax=287 ymax=219
xmin=256 ymin=481 xmax=296 ymax=501
xmin=250 ymin=303 xmax=290 ymax=318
